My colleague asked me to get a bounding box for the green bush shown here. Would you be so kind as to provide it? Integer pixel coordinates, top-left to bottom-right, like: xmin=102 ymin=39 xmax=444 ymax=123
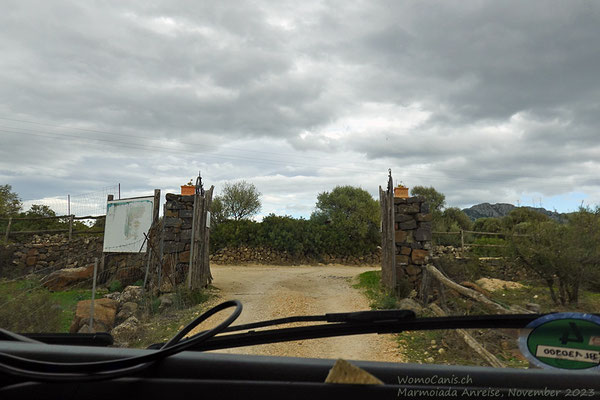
xmin=108 ymin=280 xmax=123 ymax=293
xmin=175 ymin=288 xmax=209 ymax=309
xmin=211 ymin=214 xmax=380 ymax=258
xmin=434 ymin=255 xmax=482 ymax=283
xmin=469 ymin=237 xmax=507 ymax=257
xmin=0 ymin=287 xmax=62 ymax=332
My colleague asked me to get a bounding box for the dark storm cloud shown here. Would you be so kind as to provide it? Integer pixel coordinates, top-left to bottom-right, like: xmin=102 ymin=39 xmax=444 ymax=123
xmin=1 ymin=0 xmax=600 ymax=214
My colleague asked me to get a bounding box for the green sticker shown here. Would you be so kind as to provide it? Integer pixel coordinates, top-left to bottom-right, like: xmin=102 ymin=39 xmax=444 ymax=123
xmin=519 ymin=313 xmax=600 ymax=370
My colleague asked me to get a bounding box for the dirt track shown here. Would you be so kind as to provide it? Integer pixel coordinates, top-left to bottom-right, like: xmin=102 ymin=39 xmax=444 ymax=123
xmin=191 ymin=264 xmax=404 ymax=362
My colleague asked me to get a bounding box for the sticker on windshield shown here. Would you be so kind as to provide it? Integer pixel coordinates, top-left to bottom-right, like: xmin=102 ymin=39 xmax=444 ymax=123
xmin=519 ymin=313 xmax=600 ymax=371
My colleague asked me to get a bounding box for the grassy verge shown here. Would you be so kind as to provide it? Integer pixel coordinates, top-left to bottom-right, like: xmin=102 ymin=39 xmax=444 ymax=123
xmin=352 ymin=270 xmax=534 ymax=368
xmin=126 ymin=287 xmax=218 ymax=349
xmin=0 ymin=278 xmax=107 ymax=333
xmin=353 ymin=270 xmax=398 ymax=309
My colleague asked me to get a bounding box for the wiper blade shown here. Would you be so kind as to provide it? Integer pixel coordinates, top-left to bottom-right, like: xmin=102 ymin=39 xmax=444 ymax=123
xmin=220 ymin=309 xmax=415 ymax=333
xmin=152 ymin=312 xmax=600 ymax=352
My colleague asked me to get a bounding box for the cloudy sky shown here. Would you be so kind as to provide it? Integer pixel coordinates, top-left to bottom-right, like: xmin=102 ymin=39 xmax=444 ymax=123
xmin=1 ymin=1 xmax=599 ymax=218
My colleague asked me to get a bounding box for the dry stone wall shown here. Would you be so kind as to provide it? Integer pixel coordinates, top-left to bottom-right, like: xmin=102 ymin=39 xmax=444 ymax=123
xmin=210 ymin=246 xmax=381 ymax=266
xmin=161 ymin=193 xmax=194 ymax=284
xmin=6 ymin=234 xmax=103 ymax=274
xmin=3 ymin=234 xmax=146 ymax=286
xmin=394 ymin=197 xmax=432 ymax=291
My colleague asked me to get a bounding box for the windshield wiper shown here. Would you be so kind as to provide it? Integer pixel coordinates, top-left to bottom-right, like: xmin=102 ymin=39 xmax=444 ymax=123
xmin=150 ymin=310 xmax=592 ymax=351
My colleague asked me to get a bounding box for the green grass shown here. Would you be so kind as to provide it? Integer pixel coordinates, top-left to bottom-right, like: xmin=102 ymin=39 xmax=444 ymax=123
xmin=0 ymin=278 xmax=107 ymax=332
xmin=48 ymin=288 xmax=108 ymax=331
xmin=486 ymin=281 xmax=600 ymax=314
xmin=353 ymin=270 xmax=398 ymax=309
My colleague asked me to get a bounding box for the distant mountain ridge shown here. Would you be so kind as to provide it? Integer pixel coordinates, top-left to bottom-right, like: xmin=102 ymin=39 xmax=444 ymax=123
xmin=461 ymin=203 xmax=564 ymax=222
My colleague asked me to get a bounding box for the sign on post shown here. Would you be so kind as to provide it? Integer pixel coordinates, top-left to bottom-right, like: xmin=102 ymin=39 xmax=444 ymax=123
xmin=103 ymin=196 xmax=155 ymax=253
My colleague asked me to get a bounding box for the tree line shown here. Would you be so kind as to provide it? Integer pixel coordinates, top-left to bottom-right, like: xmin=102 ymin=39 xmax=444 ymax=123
xmin=0 ymin=184 xmax=101 ymax=237
xmin=4 ymin=182 xmax=599 ymax=305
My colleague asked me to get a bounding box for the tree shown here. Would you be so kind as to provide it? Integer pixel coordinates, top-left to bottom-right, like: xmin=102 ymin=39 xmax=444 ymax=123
xmin=210 ymin=196 xmax=228 ymax=225
xmin=410 ymin=186 xmax=446 ymax=214
xmin=439 ymin=207 xmax=473 ymax=231
xmin=0 ymin=184 xmax=22 ymax=216
xmin=506 ymin=206 xmax=600 ymax=305
xmin=311 ymin=186 xmax=380 ymax=254
xmin=219 ymin=181 xmax=261 ymax=221
xmin=473 ymin=217 xmax=503 ymax=233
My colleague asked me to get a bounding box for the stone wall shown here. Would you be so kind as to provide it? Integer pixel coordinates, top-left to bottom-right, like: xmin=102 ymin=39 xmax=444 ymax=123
xmin=161 ymin=193 xmax=194 ymax=284
xmin=2 ymin=234 xmax=146 ymax=286
xmin=210 ymin=246 xmax=381 ymax=266
xmin=6 ymin=234 xmax=103 ymax=274
xmin=394 ymin=197 xmax=432 ymax=291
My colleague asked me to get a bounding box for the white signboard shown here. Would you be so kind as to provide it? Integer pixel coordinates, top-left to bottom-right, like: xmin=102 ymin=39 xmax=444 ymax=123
xmin=103 ymin=196 xmax=154 ymax=253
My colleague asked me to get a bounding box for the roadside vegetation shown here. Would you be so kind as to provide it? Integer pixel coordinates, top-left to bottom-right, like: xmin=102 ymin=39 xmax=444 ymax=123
xmin=0 ymin=278 xmax=107 ymax=332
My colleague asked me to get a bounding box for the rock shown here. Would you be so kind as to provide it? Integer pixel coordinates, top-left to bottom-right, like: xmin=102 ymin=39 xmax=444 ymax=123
xmin=460 ymin=281 xmax=490 ymax=297
xmin=416 ymin=213 xmax=433 ymax=222
xmin=70 ymin=298 xmax=118 ymax=333
xmin=159 ymin=293 xmax=175 ymax=310
xmin=398 ymin=298 xmax=422 ymax=314
xmin=525 ymin=303 xmax=541 ymax=313
xmin=394 ymin=230 xmax=407 ymax=242
xmin=399 ymin=220 xmax=417 ymax=230
xmin=41 ymin=264 xmax=94 ymax=291
xmin=111 ymin=316 xmax=140 ymax=340
xmin=103 ymin=292 xmax=121 ymax=301
xmin=394 ymin=214 xmax=414 ymax=223
xmin=119 ymin=285 xmax=144 ymax=305
xmin=411 ymin=249 xmax=429 ymax=265
xmin=399 ymin=246 xmax=412 ymax=256
xmin=414 ymin=227 xmax=431 ymax=241
xmin=116 ymin=302 xmax=139 ymax=324
xmin=395 ymin=255 xmax=409 ymax=265
xmin=475 ymin=278 xmax=524 ymax=292
xmin=425 ymin=357 xmax=435 ymax=363
xmin=438 ymin=348 xmax=446 ymax=355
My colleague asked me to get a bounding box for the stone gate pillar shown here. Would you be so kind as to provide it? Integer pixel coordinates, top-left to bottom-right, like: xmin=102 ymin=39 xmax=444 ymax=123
xmin=393 ymin=197 xmax=432 ymax=293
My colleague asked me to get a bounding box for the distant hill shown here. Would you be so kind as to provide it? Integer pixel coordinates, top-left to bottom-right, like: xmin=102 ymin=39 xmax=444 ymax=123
xmin=462 ymin=203 xmax=564 ymax=222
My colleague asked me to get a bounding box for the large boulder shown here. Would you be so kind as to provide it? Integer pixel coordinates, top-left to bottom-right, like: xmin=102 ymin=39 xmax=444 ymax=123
xmin=41 ymin=264 xmax=94 ymax=291
xmin=116 ymin=302 xmax=139 ymax=325
xmin=398 ymin=298 xmax=422 ymax=314
xmin=475 ymin=278 xmax=524 ymax=292
xmin=119 ymin=285 xmax=144 ymax=305
xmin=111 ymin=316 xmax=141 ymax=341
xmin=70 ymin=298 xmax=118 ymax=333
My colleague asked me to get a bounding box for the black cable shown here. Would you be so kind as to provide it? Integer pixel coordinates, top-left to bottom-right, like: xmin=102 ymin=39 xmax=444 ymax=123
xmin=0 ymin=300 xmax=242 ymax=382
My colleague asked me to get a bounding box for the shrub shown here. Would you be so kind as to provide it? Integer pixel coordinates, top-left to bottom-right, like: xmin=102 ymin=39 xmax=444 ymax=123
xmin=0 ymin=288 xmax=61 ymax=332
xmin=108 ymin=280 xmax=123 ymax=293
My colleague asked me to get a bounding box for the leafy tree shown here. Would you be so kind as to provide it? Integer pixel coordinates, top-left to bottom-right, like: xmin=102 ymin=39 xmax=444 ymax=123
xmin=436 ymin=207 xmax=473 ymax=232
xmin=26 ymin=204 xmax=56 ymax=218
xmin=219 ymin=181 xmax=261 ymax=221
xmin=502 ymin=207 xmax=550 ymax=229
xmin=210 ymin=196 xmax=227 ymax=225
xmin=473 ymin=217 xmax=503 ymax=233
xmin=410 ymin=186 xmax=446 ymax=214
xmin=0 ymin=184 xmax=22 ymax=216
xmin=506 ymin=206 xmax=600 ymax=305
xmin=311 ymin=186 xmax=380 ymax=255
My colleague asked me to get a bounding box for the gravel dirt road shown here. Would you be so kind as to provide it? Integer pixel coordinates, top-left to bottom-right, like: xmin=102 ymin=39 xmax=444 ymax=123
xmin=190 ymin=264 xmax=404 ymax=362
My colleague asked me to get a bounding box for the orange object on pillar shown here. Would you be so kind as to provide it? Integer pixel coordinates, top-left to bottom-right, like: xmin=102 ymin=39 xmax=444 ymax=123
xmin=394 ymin=186 xmax=409 ymax=198
xmin=181 ymin=185 xmax=195 ymax=195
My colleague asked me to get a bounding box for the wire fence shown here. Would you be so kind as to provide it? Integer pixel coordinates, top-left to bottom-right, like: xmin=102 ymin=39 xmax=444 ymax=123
xmin=1 ymin=214 xmax=106 ymax=244
xmin=21 ymin=184 xmax=119 ymax=217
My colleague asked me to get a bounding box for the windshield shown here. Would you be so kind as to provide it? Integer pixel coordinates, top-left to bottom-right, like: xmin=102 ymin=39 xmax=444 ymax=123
xmin=1 ymin=0 xmax=599 ymax=373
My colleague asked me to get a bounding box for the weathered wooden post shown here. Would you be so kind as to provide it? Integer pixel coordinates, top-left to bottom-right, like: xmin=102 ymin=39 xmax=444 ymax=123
xmin=4 ymin=217 xmax=12 ymax=245
xmin=89 ymin=257 xmax=98 ymax=331
xmin=68 ymin=215 xmax=74 ymax=242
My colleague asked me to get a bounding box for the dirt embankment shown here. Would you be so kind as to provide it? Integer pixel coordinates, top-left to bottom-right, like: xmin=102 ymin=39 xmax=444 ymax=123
xmin=190 ymin=264 xmax=404 ymax=362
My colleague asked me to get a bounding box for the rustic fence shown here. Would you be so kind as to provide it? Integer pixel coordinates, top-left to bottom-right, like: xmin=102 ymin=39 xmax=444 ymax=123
xmin=1 ymin=214 xmax=105 ymax=244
